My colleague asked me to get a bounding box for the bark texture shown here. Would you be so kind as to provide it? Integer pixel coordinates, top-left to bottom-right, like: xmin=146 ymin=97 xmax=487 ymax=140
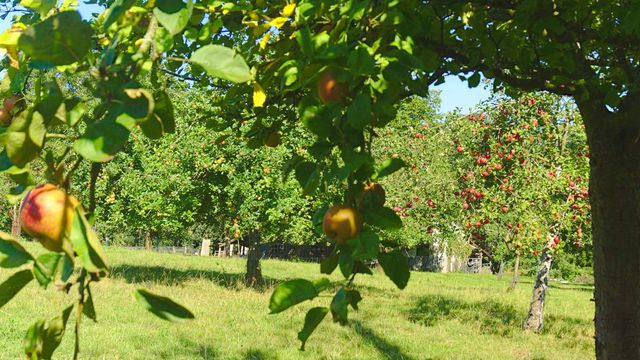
xmin=244 ymin=231 xmax=264 ymax=287
xmin=144 ymin=231 xmax=152 ymax=251
xmin=11 ymin=204 xmax=20 ymax=237
xmin=508 ymin=253 xmax=520 ymax=291
xmin=523 ymin=237 xmax=555 ymax=332
xmin=580 ymin=104 xmax=640 ymax=359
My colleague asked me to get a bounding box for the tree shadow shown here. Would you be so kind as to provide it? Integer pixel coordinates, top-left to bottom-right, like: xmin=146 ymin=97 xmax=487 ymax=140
xmin=407 ymin=295 xmax=520 ymax=336
xmin=543 ymin=314 xmax=593 ymax=341
xmin=351 ymin=320 xmax=421 ymax=360
xmin=109 ymin=264 xmax=278 ymax=291
xmin=548 ymin=282 xmax=594 ymax=292
xmin=150 ymin=336 xmax=219 ymax=359
xmin=242 ymin=349 xmax=278 ymax=360
xmin=408 ymin=295 xmax=592 ymax=340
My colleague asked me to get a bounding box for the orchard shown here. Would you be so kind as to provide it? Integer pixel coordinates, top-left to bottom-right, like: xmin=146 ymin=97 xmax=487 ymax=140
xmin=0 ymin=0 xmax=636 ymax=359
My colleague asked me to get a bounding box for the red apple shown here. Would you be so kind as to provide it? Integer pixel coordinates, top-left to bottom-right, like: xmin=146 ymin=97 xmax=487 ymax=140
xmin=317 ymin=70 xmax=344 ymax=103
xmin=0 ymin=108 xmax=11 ymax=127
xmin=20 ymin=184 xmax=79 ymax=252
xmin=3 ymin=95 xmax=19 ymax=113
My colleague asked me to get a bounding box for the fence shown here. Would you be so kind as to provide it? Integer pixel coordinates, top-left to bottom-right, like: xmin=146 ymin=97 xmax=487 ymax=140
xmin=122 ymin=242 xmax=486 ymax=274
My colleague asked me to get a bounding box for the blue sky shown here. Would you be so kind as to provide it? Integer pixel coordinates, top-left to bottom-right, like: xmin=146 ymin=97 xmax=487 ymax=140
xmin=434 ymin=76 xmax=490 ymax=113
xmin=0 ymin=4 xmax=490 ymax=113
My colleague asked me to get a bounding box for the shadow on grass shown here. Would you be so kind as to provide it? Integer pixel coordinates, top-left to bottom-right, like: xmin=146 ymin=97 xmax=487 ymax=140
xmin=151 ymin=336 xmax=219 ymax=359
xmin=548 ymin=282 xmax=594 ymax=292
xmin=408 ymin=295 xmax=592 ymax=340
xmin=352 ymin=320 xmax=420 ymax=360
xmin=408 ymin=295 xmax=519 ymax=336
xmin=109 ymin=264 xmax=278 ymax=291
xmin=243 ymin=349 xmax=278 ymax=360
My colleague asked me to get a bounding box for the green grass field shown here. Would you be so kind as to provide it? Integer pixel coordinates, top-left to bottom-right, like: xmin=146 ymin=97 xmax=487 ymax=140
xmin=0 ymin=246 xmax=595 ymax=359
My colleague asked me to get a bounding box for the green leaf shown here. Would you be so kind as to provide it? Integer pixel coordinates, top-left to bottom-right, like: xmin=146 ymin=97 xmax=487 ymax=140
xmin=350 ymin=229 xmax=380 ymax=261
xmin=0 ymin=232 xmax=34 ymax=268
xmin=154 ymin=27 xmax=174 ymax=52
xmin=0 ymin=270 xmax=33 ymax=309
xmin=372 ymin=158 xmax=405 ymax=180
xmin=24 ymin=320 xmax=45 ymax=358
xmin=5 ymin=112 xmax=42 ymax=167
xmin=154 ymin=0 xmax=194 ymax=36
xmin=308 ymin=141 xmax=333 ymax=159
xmin=269 ymin=279 xmax=318 ymax=314
xmin=136 ymin=289 xmax=194 ymax=321
xmin=338 ymin=247 xmax=354 ymax=278
xmin=68 ymin=208 xmax=108 ymax=274
xmin=346 ymin=94 xmax=372 ymax=130
xmin=141 ymin=91 xmax=175 ymax=139
xmin=103 ymin=0 xmax=136 ymax=30
xmin=320 ymin=251 xmax=338 ymax=275
xmin=83 ymin=284 xmax=97 ymax=322
xmin=346 ymin=289 xmax=362 ymax=310
xmin=20 ymin=0 xmax=56 ymax=17
xmin=378 ymin=250 xmax=410 ymax=289
xmin=41 ymin=305 xmax=73 ymax=359
xmin=311 ymin=204 xmax=329 ymax=235
xmin=119 ymin=87 xmax=154 ymax=122
xmin=353 ymin=261 xmax=373 ymax=275
xmin=295 ymin=162 xmax=320 ymax=195
xmin=363 ymin=206 xmax=403 ymax=230
xmin=312 ymin=277 xmax=331 ymax=293
xmin=347 ymin=47 xmax=375 ymax=76
xmin=74 ymin=113 xmax=131 ymax=162
xmin=297 ymin=307 xmax=328 ymax=351
xmin=18 ymin=11 xmax=92 ymax=68
xmin=0 ymin=151 xmax=24 ymax=174
xmin=191 ymin=45 xmax=252 ymax=83
xmin=60 ymin=255 xmax=74 ymax=282
xmin=33 ymin=253 xmax=61 ymax=287
xmin=330 ymin=288 xmax=348 ymax=325
xmin=55 ymin=98 xmax=85 ymax=127
xmin=468 ymin=72 xmax=481 ymax=88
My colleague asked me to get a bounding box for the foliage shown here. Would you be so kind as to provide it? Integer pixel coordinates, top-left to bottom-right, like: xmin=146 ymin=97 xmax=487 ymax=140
xmin=450 ymin=93 xmax=591 ymax=268
xmin=0 ymin=0 xmax=627 ymax=356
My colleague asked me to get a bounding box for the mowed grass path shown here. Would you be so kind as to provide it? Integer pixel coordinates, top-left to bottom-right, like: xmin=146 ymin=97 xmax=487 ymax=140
xmin=0 ymin=245 xmax=594 ymax=359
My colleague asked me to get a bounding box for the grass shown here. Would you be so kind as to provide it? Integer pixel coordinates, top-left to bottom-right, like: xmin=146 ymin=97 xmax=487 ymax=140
xmin=0 ymin=244 xmax=595 ymax=359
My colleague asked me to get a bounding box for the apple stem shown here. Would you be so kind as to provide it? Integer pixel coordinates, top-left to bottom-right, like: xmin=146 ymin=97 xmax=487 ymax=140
xmin=347 ymin=271 xmax=357 ymax=288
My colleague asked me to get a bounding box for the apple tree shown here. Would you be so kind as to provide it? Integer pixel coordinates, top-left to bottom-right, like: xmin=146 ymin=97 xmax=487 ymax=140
xmin=370 ymin=95 xmax=470 ymax=262
xmin=451 ymin=91 xmax=590 ymax=330
xmin=0 ymin=0 xmax=637 ymax=357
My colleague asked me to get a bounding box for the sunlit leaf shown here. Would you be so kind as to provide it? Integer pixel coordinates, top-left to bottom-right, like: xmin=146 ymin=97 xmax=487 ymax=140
xmin=297 ymin=307 xmax=328 ymax=350
xmin=18 ymin=11 xmax=92 ymax=68
xmin=0 ymin=270 xmax=33 ymax=309
xmin=269 ymin=279 xmax=318 ymax=314
xmin=190 ymin=45 xmax=252 ymax=83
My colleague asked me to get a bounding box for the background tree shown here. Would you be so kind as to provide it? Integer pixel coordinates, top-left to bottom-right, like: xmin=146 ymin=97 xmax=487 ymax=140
xmin=451 ymin=92 xmax=591 ymax=329
xmin=372 ymin=95 xmax=470 ymax=262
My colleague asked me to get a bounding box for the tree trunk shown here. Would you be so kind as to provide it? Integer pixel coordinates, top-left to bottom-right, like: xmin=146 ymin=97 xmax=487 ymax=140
xmin=11 ymin=204 xmax=20 ymax=237
xmin=244 ymin=231 xmax=264 ymax=287
xmin=508 ymin=253 xmax=520 ymax=291
xmin=144 ymin=231 xmax=152 ymax=251
xmin=497 ymin=261 xmax=504 ymax=280
xmin=523 ymin=236 xmax=555 ymax=332
xmin=580 ymin=104 xmax=640 ymax=359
